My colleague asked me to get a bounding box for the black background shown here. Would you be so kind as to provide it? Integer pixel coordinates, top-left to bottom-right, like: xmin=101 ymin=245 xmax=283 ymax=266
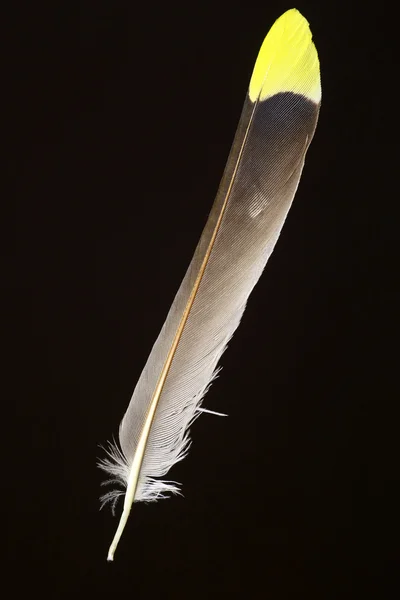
xmin=3 ymin=1 xmax=398 ymax=598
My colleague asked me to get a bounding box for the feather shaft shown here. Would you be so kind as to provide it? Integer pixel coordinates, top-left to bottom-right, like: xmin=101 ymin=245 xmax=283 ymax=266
xmin=107 ymin=103 xmax=258 ymax=559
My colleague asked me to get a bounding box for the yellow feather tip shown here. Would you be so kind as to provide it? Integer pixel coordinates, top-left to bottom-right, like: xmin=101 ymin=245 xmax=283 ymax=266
xmin=249 ymin=8 xmax=321 ymax=104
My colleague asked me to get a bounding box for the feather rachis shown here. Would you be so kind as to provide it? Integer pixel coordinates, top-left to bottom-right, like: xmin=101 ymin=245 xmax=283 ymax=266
xmin=104 ymin=98 xmax=259 ymax=561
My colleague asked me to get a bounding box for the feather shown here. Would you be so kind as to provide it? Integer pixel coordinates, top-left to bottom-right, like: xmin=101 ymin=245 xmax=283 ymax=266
xmin=100 ymin=8 xmax=321 ymax=560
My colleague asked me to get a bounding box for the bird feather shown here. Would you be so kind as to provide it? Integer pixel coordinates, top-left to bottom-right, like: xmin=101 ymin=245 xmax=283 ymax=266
xmin=100 ymin=8 xmax=321 ymax=560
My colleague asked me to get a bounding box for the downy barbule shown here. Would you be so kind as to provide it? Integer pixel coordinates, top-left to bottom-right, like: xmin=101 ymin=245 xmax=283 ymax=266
xmin=100 ymin=8 xmax=321 ymax=560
